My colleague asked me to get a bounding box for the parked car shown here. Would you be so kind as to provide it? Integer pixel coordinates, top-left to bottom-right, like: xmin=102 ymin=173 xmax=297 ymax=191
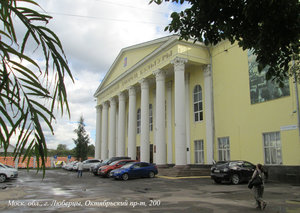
xmin=72 ymin=159 xmax=101 ymax=171
xmin=110 ymin=162 xmax=158 ymax=180
xmin=91 ymin=156 xmax=131 ymax=175
xmin=210 ymin=160 xmax=263 ymax=184
xmin=98 ymin=159 xmax=137 ymax=177
xmin=0 ymin=163 xmax=18 ymax=183
xmin=72 ymin=162 xmax=79 ymax=171
xmin=54 ymin=161 xmax=65 ymax=168
xmin=63 ymin=161 xmax=77 ymax=171
xmin=82 ymin=159 xmax=102 ymax=171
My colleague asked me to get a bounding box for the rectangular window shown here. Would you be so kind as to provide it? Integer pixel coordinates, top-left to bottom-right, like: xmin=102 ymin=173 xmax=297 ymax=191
xmin=149 ymin=104 xmax=153 ymax=131
xmin=137 ymin=109 xmax=141 ymax=134
xmin=218 ymin=137 xmax=230 ymax=161
xmin=248 ymin=49 xmax=290 ymax=104
xmin=193 ymin=85 xmax=203 ymax=122
xmin=263 ymin=132 xmax=282 ymax=165
xmin=194 ymin=140 xmax=204 ymax=164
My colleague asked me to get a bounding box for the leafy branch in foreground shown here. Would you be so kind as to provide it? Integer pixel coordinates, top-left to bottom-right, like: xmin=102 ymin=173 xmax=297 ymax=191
xmin=0 ymin=0 xmax=74 ymax=173
xmin=150 ymin=0 xmax=300 ymax=86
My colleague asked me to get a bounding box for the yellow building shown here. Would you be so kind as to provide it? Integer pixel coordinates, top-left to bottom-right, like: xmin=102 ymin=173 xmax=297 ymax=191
xmin=94 ymin=35 xmax=300 ymax=170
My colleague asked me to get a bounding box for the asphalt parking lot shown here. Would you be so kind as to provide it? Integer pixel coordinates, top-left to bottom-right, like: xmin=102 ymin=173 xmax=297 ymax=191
xmin=0 ymin=169 xmax=300 ymax=213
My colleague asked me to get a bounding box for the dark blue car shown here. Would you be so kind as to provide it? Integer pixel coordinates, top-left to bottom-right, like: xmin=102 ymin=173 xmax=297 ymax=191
xmin=110 ymin=162 xmax=158 ymax=180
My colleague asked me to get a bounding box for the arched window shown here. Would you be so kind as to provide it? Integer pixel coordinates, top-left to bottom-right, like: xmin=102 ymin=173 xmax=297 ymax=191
xmin=137 ymin=108 xmax=141 ymax=134
xmin=193 ymin=85 xmax=203 ymax=122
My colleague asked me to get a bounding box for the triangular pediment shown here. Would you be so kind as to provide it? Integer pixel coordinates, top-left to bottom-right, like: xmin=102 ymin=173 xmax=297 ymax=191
xmin=94 ymin=35 xmax=179 ymax=97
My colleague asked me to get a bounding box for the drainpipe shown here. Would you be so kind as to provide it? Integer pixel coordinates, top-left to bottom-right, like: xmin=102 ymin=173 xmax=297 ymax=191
xmin=206 ymin=46 xmax=215 ymax=163
xmin=293 ymin=61 xmax=300 ymax=137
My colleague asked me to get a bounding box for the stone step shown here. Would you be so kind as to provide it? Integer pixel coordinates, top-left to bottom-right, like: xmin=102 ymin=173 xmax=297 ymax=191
xmin=158 ymin=165 xmax=211 ymax=177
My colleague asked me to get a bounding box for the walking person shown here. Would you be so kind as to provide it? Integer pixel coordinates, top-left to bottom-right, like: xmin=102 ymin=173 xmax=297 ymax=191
xmin=77 ymin=160 xmax=83 ymax=178
xmin=249 ymin=163 xmax=267 ymax=210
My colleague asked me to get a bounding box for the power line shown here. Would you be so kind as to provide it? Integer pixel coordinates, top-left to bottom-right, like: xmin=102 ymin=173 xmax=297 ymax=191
xmin=93 ymin=0 xmax=168 ymax=15
xmin=44 ymin=11 xmax=166 ymax=25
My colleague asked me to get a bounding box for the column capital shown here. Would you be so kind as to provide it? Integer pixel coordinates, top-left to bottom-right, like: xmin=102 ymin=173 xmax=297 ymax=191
xmin=139 ymin=78 xmax=149 ymax=89
xmin=153 ymin=69 xmax=165 ymax=82
xmin=171 ymin=57 xmax=188 ymax=67
xmin=95 ymin=105 xmax=102 ymax=112
xmin=102 ymin=102 xmax=109 ymax=109
xmin=204 ymin=64 xmax=212 ymax=77
xmin=110 ymin=97 xmax=116 ymax=106
xmin=118 ymin=91 xmax=126 ymax=101
xmin=128 ymin=86 xmax=136 ymax=96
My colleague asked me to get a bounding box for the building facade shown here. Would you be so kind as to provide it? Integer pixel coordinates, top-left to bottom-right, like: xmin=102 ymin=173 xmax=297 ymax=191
xmin=94 ymin=35 xmax=300 ymax=168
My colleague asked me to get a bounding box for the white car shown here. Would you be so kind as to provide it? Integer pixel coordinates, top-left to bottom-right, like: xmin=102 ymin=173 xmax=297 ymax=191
xmin=63 ymin=161 xmax=77 ymax=171
xmin=82 ymin=159 xmax=101 ymax=171
xmin=0 ymin=163 xmax=18 ymax=183
xmin=72 ymin=159 xmax=101 ymax=171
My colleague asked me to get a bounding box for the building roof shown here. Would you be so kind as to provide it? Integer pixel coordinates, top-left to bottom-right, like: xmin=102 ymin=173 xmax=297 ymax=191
xmin=94 ymin=35 xmax=180 ymax=97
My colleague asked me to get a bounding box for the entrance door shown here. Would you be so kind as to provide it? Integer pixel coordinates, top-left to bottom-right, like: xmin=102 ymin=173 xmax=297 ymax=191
xmin=136 ymin=146 xmax=140 ymax=161
xmin=150 ymin=144 xmax=153 ymax=163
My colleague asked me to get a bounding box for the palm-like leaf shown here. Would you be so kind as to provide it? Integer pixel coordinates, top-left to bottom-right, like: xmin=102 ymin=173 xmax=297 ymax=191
xmin=0 ymin=0 xmax=74 ymax=173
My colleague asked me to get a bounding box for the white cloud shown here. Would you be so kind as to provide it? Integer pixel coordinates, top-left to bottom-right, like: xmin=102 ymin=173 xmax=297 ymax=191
xmin=11 ymin=0 xmax=189 ymax=151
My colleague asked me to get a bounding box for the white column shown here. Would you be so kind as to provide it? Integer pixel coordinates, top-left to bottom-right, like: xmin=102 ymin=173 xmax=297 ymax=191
xmin=117 ymin=92 xmax=126 ymax=156
xmin=140 ymin=78 xmax=150 ymax=163
xmin=204 ymin=64 xmax=214 ymax=164
xmin=128 ymin=87 xmax=137 ymax=160
xmin=185 ymin=73 xmax=191 ymax=164
xmin=152 ymin=89 xmax=156 ymax=164
xmin=109 ymin=98 xmax=116 ymax=158
xmin=95 ymin=105 xmax=102 ymax=159
xmin=154 ymin=69 xmax=166 ymax=165
xmin=167 ymin=81 xmax=173 ymax=164
xmin=171 ymin=57 xmax=188 ymax=166
xmin=101 ymin=102 xmax=108 ymax=159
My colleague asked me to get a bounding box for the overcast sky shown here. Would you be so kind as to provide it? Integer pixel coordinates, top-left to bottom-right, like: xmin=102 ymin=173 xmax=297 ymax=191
xmin=18 ymin=0 xmax=189 ymax=150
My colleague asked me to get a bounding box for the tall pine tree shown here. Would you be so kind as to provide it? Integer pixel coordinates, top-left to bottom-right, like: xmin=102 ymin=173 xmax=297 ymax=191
xmin=73 ymin=116 xmax=90 ymax=161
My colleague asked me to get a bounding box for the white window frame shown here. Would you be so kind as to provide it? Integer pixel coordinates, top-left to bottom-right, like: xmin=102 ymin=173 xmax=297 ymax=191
xmin=194 ymin=140 xmax=204 ymax=164
xmin=263 ymin=131 xmax=282 ymax=165
xmin=218 ymin=137 xmax=230 ymax=161
xmin=137 ymin=108 xmax=141 ymax=134
xmin=193 ymin=85 xmax=203 ymax=122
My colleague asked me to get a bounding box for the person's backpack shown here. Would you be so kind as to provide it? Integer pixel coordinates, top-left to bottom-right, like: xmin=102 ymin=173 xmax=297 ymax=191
xmin=248 ymin=171 xmax=263 ymax=189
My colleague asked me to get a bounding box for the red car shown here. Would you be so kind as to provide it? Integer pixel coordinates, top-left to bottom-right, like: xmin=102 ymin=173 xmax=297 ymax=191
xmin=98 ymin=159 xmax=137 ymax=177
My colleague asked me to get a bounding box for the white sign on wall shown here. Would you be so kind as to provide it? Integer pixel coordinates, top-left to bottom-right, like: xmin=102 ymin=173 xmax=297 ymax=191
xmin=280 ymin=125 xmax=298 ymax=131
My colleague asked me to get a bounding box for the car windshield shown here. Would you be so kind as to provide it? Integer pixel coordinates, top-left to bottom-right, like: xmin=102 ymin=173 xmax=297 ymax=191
xmin=0 ymin=163 xmax=7 ymax=168
xmin=229 ymin=161 xmax=243 ymax=167
xmin=121 ymin=162 xmax=135 ymax=168
xmin=102 ymin=159 xmax=109 ymax=164
xmin=110 ymin=161 xmax=119 ymax=165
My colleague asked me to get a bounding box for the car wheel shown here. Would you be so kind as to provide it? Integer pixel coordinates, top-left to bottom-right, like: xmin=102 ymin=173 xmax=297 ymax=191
xmin=106 ymin=171 xmax=112 ymax=178
xmin=0 ymin=174 xmax=7 ymax=183
xmin=149 ymin=171 xmax=155 ymax=178
xmin=122 ymin=173 xmax=129 ymax=181
xmin=231 ymin=174 xmax=240 ymax=185
xmin=214 ymin=178 xmax=222 ymax=184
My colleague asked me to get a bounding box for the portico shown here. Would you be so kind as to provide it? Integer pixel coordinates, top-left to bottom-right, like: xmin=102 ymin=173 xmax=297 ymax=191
xmin=94 ymin=35 xmax=212 ymax=166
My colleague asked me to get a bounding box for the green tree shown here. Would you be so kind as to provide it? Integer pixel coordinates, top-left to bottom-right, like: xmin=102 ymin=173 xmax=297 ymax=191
xmin=56 ymin=144 xmax=68 ymax=156
xmin=151 ymin=0 xmax=300 ymax=86
xmin=73 ymin=116 xmax=90 ymax=161
xmin=0 ymin=1 xmax=73 ymax=171
xmin=87 ymin=144 xmax=95 ymax=157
